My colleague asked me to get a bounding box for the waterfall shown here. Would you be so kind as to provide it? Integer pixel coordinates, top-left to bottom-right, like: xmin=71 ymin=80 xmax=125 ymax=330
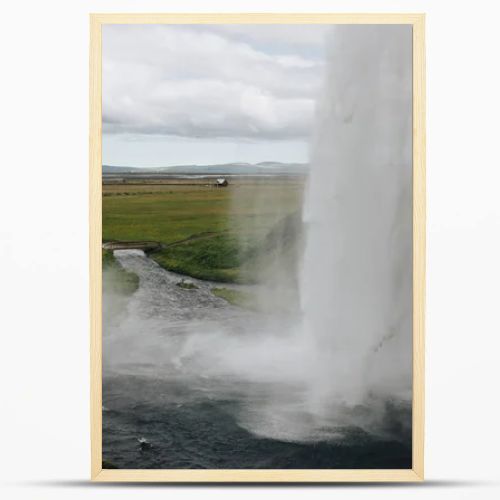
xmin=104 ymin=25 xmax=414 ymax=445
xmin=300 ymin=25 xmax=413 ymax=412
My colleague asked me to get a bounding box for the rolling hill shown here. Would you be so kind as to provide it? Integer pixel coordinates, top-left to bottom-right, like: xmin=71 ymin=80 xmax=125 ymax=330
xmin=102 ymin=162 xmax=308 ymax=176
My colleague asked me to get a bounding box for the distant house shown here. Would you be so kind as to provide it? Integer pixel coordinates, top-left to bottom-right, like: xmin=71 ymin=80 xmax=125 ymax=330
xmin=215 ymin=177 xmax=228 ymax=187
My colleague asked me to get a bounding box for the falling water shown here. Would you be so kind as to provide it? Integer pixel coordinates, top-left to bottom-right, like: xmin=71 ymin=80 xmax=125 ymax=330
xmin=300 ymin=25 xmax=413 ymax=412
xmin=103 ymin=26 xmax=414 ymax=468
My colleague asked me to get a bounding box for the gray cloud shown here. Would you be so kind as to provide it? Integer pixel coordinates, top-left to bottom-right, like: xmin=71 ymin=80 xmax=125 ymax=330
xmin=103 ymin=25 xmax=327 ymax=141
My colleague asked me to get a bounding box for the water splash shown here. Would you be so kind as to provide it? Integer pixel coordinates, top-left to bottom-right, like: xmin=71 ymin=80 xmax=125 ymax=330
xmin=104 ymin=25 xmax=413 ymax=446
xmin=300 ymin=25 xmax=413 ymax=412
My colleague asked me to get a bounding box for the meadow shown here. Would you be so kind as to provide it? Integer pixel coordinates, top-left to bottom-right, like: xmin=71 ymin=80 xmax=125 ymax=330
xmin=102 ymin=177 xmax=305 ymax=283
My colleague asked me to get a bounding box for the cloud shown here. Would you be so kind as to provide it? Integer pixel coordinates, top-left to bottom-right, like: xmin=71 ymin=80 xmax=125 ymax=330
xmin=203 ymin=24 xmax=329 ymax=57
xmin=103 ymin=25 xmax=326 ymax=141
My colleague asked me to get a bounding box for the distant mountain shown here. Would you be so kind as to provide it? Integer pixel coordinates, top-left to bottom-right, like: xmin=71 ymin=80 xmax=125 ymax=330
xmin=102 ymin=165 xmax=143 ymax=174
xmin=102 ymin=162 xmax=308 ymax=175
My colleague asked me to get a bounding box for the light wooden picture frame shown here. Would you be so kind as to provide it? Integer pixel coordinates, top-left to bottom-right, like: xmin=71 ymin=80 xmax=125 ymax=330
xmin=90 ymin=13 xmax=425 ymax=482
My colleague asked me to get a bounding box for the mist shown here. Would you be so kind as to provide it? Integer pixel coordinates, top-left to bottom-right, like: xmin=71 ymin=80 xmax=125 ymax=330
xmin=103 ymin=25 xmax=413 ymax=446
xmin=300 ymin=24 xmax=413 ymax=412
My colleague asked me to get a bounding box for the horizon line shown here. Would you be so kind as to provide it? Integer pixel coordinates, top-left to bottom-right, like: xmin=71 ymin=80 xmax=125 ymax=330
xmin=102 ymin=161 xmax=310 ymax=169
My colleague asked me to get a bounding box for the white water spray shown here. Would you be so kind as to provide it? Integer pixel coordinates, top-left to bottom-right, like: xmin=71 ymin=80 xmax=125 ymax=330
xmin=104 ymin=25 xmax=414 ymax=444
xmin=300 ymin=25 xmax=413 ymax=411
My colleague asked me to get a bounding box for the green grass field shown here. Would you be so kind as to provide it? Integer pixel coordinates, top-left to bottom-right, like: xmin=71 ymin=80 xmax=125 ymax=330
xmin=102 ymin=249 xmax=140 ymax=295
xmin=102 ymin=179 xmax=304 ymax=283
xmin=211 ymin=287 xmax=259 ymax=310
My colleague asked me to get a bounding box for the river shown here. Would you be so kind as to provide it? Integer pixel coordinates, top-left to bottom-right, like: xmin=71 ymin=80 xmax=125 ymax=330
xmin=102 ymin=250 xmax=411 ymax=469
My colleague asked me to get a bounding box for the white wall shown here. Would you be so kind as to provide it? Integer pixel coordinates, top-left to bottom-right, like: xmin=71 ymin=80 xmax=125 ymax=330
xmin=1 ymin=1 xmax=499 ymax=499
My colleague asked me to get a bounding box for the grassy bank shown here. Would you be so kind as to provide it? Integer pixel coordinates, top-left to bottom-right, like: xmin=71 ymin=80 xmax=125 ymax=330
xmin=211 ymin=287 xmax=259 ymax=310
xmin=102 ymin=249 xmax=139 ymax=295
xmin=102 ymin=180 xmax=304 ymax=283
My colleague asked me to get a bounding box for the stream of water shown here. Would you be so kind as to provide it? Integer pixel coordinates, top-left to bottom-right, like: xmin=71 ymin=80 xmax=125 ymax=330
xmin=102 ymin=25 xmax=413 ymax=469
xmin=103 ymin=250 xmax=410 ymax=469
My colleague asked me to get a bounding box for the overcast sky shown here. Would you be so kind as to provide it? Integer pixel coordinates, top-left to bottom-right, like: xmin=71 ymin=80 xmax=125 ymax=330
xmin=102 ymin=24 xmax=328 ymax=167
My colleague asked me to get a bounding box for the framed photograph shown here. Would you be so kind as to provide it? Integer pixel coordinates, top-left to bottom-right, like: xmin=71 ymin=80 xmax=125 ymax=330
xmin=90 ymin=13 xmax=425 ymax=482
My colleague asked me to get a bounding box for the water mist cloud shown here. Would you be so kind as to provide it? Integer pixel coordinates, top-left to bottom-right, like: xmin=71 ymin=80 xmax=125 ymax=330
xmin=103 ymin=25 xmax=413 ymax=446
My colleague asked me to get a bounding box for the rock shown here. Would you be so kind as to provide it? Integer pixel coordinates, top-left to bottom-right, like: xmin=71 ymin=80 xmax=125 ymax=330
xmin=176 ymin=279 xmax=198 ymax=290
xmin=138 ymin=437 xmax=152 ymax=450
